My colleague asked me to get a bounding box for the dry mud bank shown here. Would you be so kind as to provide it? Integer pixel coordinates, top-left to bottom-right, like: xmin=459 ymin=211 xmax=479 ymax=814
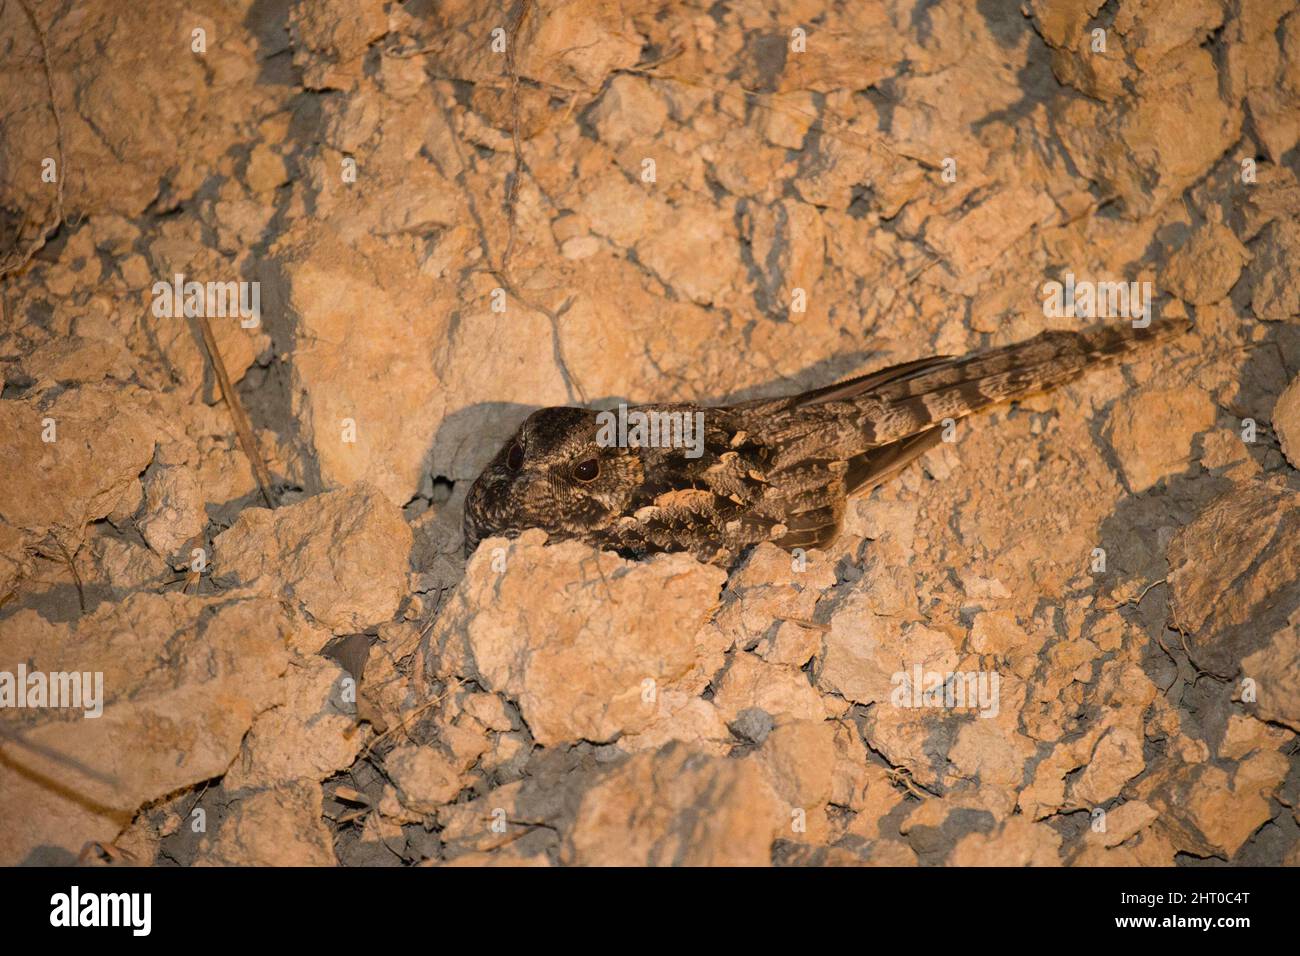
xmin=1 ymin=0 xmax=1299 ymax=866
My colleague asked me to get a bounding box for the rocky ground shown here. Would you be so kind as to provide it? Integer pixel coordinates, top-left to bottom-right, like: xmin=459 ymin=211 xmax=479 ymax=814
xmin=2 ymin=0 xmax=1299 ymax=866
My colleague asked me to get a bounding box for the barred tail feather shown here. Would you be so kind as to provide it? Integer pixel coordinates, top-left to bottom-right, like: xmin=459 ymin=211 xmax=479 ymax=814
xmin=858 ymin=318 xmax=1190 ymax=446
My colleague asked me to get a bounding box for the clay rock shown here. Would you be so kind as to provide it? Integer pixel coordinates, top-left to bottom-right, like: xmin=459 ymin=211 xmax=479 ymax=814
xmin=1275 ymin=374 xmax=1300 ymax=468
xmin=195 ymin=782 xmax=336 ymax=866
xmin=274 ymin=234 xmax=448 ymax=505
xmin=1240 ymin=614 xmax=1300 ymax=732
xmin=16 ymin=335 xmax=134 ymax=386
xmin=1250 ymin=219 xmax=1300 ymax=321
xmin=428 ymin=530 xmax=726 ymax=746
xmin=0 ymin=384 xmax=158 ymax=544
xmin=588 ymin=74 xmax=669 ymax=146
xmin=741 ymin=199 xmax=826 ymax=311
xmin=138 ymin=463 xmax=207 ymax=563
xmin=1103 ymin=385 xmax=1216 ymax=492
xmin=213 ymin=482 xmax=412 ymax=634
xmin=633 ymin=200 xmax=744 ymax=305
xmin=711 ymin=542 xmax=836 ymax=663
xmin=423 ymin=0 xmax=644 ymax=94
xmin=949 ymin=817 xmax=1062 ymax=866
xmin=0 ymin=592 xmax=296 ymax=864
xmin=711 ymin=650 xmax=832 ymax=724
xmin=566 ymin=743 xmax=786 ymax=865
xmin=1143 ymin=751 xmax=1290 ymax=858
xmin=223 ymin=655 xmax=364 ymax=790
xmin=1225 ymin=1 xmax=1300 ymax=162
xmin=1056 ymin=48 xmax=1240 ymax=218
xmin=817 ymin=592 xmax=958 ymax=706
xmin=1167 ymin=481 xmax=1300 ymax=677
xmin=288 ymin=0 xmax=387 ymax=90
xmin=1160 ymin=222 xmax=1250 ymax=304
xmin=385 ymin=745 xmax=463 ymax=813
xmin=0 ymin=1 xmax=280 ymax=222
xmin=755 ymin=720 xmax=838 ymax=844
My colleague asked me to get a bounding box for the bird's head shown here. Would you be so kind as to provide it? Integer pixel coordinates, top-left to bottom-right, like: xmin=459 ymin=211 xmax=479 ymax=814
xmin=463 ymin=406 xmax=645 ymax=554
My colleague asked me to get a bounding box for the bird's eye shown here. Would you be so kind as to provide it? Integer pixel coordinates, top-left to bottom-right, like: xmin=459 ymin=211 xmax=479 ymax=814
xmin=506 ymin=441 xmax=524 ymax=471
xmin=573 ymin=458 xmax=599 ymax=482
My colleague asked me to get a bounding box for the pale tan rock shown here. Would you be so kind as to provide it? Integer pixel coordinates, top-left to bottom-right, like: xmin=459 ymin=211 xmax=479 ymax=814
xmin=274 ymin=234 xmax=449 ymax=505
xmin=17 ymin=335 xmax=133 ymax=385
xmin=0 ymin=384 xmax=158 ymax=546
xmin=89 ymin=534 xmax=171 ymax=592
xmin=1070 ymin=726 xmax=1146 ymax=807
xmin=712 ymin=650 xmax=830 ymax=724
xmin=1145 ymin=752 xmax=1290 ymax=857
xmin=634 ymin=200 xmax=743 ymax=305
xmin=223 ymin=655 xmax=364 ymax=790
xmin=949 ymin=719 xmax=1033 ymax=791
xmin=1199 ymin=429 xmax=1262 ymax=481
xmin=757 ymin=91 xmax=817 ymax=149
xmin=0 ymin=1 xmax=280 ymax=223
xmin=1225 ymin=2 xmax=1300 ymax=161
xmin=213 ymin=482 xmax=412 ymax=634
xmin=385 ymin=745 xmax=463 ymax=813
xmin=1250 ymin=219 xmax=1300 ymax=321
xmin=287 ymin=0 xmax=387 ymax=90
xmin=1239 ymin=613 xmax=1300 ymax=732
xmin=1056 ymin=48 xmax=1240 ymax=218
xmin=440 ymin=718 xmax=492 ymax=773
xmin=949 ymin=817 xmax=1062 ymax=866
xmin=859 ymin=704 xmax=952 ymax=790
xmin=1161 ymin=222 xmax=1250 ymax=304
xmin=1168 ymin=481 xmax=1300 ymax=677
xmin=1274 ymin=374 xmax=1300 ymax=468
xmin=459 ymin=692 xmax=514 ymax=733
xmin=428 ymin=530 xmax=726 ymax=746
xmin=615 ymin=688 xmax=731 ymax=756
xmin=139 ymin=464 xmax=206 ymax=563
xmin=196 ymin=783 xmax=336 ymax=866
xmin=0 ymin=593 xmax=296 ymax=864
xmin=589 ymin=74 xmax=669 ymax=146
xmin=415 ymin=0 xmax=643 ymax=95
xmin=244 ymin=143 xmax=287 ymax=193
xmin=712 ymin=542 xmax=835 ymax=654
xmin=742 ymin=199 xmax=826 ymax=310
xmin=1096 ymin=800 xmax=1159 ymax=849
xmin=966 ymin=610 xmax=1028 ymax=657
xmin=756 ymin=720 xmax=837 ymax=843
xmin=1113 ymin=0 xmax=1224 ymax=72
xmin=818 ymin=598 xmax=958 ymax=706
xmin=756 ymin=620 xmax=823 ymax=668
xmin=566 ymin=743 xmax=785 ymax=866
xmin=1218 ymin=713 xmax=1294 ymax=760
xmin=1104 ymin=386 xmax=1216 ymax=492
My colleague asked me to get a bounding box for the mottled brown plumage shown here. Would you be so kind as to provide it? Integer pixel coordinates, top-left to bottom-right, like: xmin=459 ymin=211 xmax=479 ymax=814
xmin=464 ymin=320 xmax=1188 ymax=567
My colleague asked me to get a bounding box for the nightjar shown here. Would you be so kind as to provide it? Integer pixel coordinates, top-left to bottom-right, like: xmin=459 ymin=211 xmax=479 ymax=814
xmin=464 ymin=320 xmax=1188 ymax=568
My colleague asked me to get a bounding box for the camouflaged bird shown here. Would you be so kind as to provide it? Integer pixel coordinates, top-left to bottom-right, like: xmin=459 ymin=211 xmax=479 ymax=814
xmin=465 ymin=320 xmax=1188 ymax=568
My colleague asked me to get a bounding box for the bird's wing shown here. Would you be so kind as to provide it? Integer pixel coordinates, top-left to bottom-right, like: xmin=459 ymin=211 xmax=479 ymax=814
xmin=843 ymin=426 xmax=943 ymax=496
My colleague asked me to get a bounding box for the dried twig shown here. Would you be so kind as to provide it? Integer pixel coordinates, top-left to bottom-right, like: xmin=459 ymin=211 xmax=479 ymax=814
xmin=501 ymin=0 xmax=533 ymax=277
xmin=51 ymin=534 xmax=85 ymax=613
xmin=194 ymin=314 xmax=277 ymax=509
xmin=1 ymin=0 xmax=67 ymax=279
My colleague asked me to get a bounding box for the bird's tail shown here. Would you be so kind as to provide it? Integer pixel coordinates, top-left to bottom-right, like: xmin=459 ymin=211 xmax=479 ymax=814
xmin=839 ymin=318 xmax=1191 ymax=448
